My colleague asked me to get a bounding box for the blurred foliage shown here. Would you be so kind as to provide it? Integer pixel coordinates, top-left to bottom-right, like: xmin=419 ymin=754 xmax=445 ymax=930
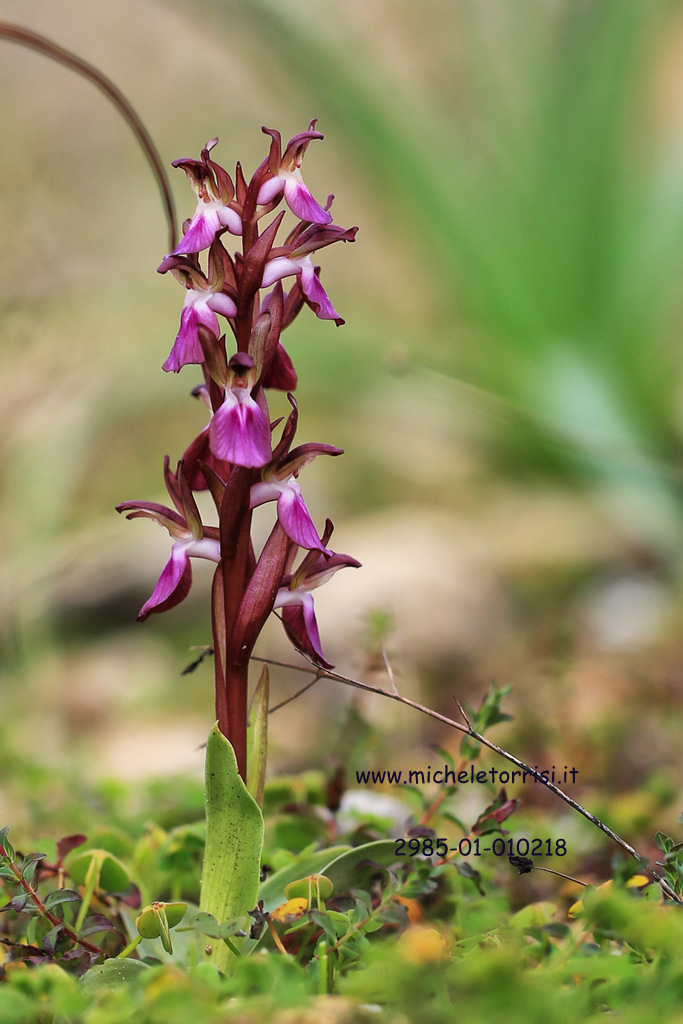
xmin=192 ymin=0 xmax=683 ymax=556
xmin=3 ymin=727 xmax=683 ymax=1020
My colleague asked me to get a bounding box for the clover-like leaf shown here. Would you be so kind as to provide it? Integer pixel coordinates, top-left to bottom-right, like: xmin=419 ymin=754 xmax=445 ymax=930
xmin=66 ymin=849 xmax=130 ymax=893
xmin=284 ymin=873 xmax=333 ymax=904
xmin=136 ymin=901 xmax=187 ymax=954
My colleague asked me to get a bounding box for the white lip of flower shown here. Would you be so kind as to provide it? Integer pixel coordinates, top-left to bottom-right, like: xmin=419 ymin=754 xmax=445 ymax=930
xmin=197 ymin=195 xmax=242 ymax=236
xmin=179 ymin=535 xmax=221 ymax=560
xmin=256 ymin=165 xmax=332 ymax=225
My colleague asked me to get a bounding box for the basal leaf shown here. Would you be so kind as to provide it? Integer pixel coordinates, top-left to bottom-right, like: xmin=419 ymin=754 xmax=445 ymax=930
xmin=199 ymin=723 xmax=264 ymax=972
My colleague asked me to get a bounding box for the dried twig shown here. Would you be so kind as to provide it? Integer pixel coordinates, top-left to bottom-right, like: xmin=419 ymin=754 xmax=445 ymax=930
xmin=253 ymin=652 xmax=682 ymax=904
xmin=0 ymin=22 xmax=177 ymax=251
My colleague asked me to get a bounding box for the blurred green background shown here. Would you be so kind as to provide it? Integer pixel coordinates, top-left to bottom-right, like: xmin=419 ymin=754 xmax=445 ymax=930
xmin=2 ymin=0 xmax=683 ymax=847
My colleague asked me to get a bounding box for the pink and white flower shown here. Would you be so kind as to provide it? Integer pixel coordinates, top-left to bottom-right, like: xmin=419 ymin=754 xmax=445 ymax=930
xmin=163 ymin=284 xmax=237 ymax=372
xmin=158 ymin=250 xmax=237 ymax=372
xmin=262 ymin=255 xmax=342 ymax=324
xmin=208 ymin=353 xmax=272 ymax=468
xmin=274 ymin=530 xmax=361 ymax=668
xmin=170 ymin=139 xmax=242 ymax=255
xmin=257 ymin=123 xmax=332 ymax=225
xmin=251 ymin=442 xmax=342 ymax=552
xmin=261 ymin=222 xmax=357 ymax=326
xmin=117 ymin=461 xmax=220 ymax=621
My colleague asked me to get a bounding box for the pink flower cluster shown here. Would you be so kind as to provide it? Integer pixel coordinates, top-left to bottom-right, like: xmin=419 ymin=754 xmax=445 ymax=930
xmin=117 ymin=123 xmax=359 ymax=677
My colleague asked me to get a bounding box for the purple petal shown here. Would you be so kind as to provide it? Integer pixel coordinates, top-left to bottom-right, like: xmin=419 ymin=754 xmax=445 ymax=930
xmin=138 ymin=543 xmax=192 ymax=621
xmin=172 ymin=205 xmax=223 ymax=255
xmin=209 ymin=390 xmax=272 ymax=468
xmin=290 ymin=223 xmax=358 ymax=258
xmin=277 ymin=480 xmax=327 ymax=551
xmin=283 ymin=177 xmax=332 ymax=224
xmin=275 ymin=590 xmax=332 ymax=668
xmin=280 ymin=128 xmax=324 ymax=166
xmin=300 ymin=261 xmax=343 ymax=325
xmin=163 ymin=298 xmax=220 ymax=373
xmin=277 ymin=442 xmax=343 ymax=479
xmin=116 ymin=501 xmax=187 ymax=537
xmin=305 ymin=550 xmax=362 ymax=589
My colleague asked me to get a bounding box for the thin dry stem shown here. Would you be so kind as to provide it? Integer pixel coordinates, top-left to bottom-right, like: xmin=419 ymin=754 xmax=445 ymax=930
xmin=381 ymin=645 xmax=399 ymax=695
xmin=254 ymin=653 xmax=683 ymax=905
xmin=0 ymin=22 xmax=177 ymax=251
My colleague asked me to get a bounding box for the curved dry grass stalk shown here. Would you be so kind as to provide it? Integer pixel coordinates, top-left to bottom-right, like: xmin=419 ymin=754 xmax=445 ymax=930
xmin=254 ymin=653 xmax=683 ymax=905
xmin=0 ymin=21 xmax=177 ymax=251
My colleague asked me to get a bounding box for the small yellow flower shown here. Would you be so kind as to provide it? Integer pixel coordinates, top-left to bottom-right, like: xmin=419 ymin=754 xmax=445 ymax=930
xmin=396 ymin=925 xmax=449 ymax=964
xmin=568 ymin=875 xmax=652 ymax=918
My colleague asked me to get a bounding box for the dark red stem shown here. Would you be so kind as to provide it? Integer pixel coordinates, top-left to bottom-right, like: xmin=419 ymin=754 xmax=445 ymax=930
xmin=213 ymin=467 xmax=255 ymax=780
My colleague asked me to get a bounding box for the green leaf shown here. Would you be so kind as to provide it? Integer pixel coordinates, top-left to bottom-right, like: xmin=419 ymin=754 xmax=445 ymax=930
xmin=199 ymin=723 xmax=264 ymax=972
xmin=66 ymin=849 xmax=131 ymax=893
xmin=654 ymin=831 xmax=674 ymax=855
xmin=432 ymin=746 xmax=456 ymax=772
xmin=0 ymin=826 xmax=15 ymax=862
xmin=322 ymin=840 xmax=402 ymax=895
xmin=460 ymin=683 xmax=513 ymax=759
xmin=25 ymin=915 xmax=40 ymax=947
xmin=456 ymin=860 xmax=486 ymax=896
xmin=78 ymin=915 xmax=117 ymax=938
xmin=247 ymin=664 xmax=269 ymax=808
xmin=42 ymin=923 xmax=63 ymax=955
xmin=187 ymin=910 xmax=248 ymax=941
xmin=476 ymin=682 xmax=513 ymax=730
xmin=308 ymin=909 xmax=339 ymax=945
xmin=2 ymin=893 xmax=29 ymax=913
xmin=80 ymin=958 xmax=149 ymax=994
xmin=67 ymin=849 xmax=132 ymax=935
xmin=43 ymin=889 xmax=81 ymax=913
xmin=188 ymin=911 xmax=222 ymax=939
xmin=20 ymin=853 xmax=46 ymax=887
xmin=284 ymin=874 xmax=333 ymax=903
xmin=509 ymin=901 xmax=558 ymax=930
